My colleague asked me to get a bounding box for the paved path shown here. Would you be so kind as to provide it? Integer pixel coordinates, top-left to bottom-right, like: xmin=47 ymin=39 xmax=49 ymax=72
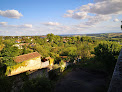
xmin=54 ymin=68 xmax=108 ymax=92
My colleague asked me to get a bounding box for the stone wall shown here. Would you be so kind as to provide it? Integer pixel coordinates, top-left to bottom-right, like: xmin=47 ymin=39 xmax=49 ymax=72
xmin=108 ymin=49 xmax=122 ymax=92
xmin=28 ymin=68 xmax=48 ymax=80
xmin=41 ymin=61 xmax=49 ymax=68
xmin=9 ymin=57 xmax=41 ymax=76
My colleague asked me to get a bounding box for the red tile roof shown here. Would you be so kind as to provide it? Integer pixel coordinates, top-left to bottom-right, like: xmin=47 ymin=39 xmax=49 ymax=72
xmin=45 ymin=57 xmax=52 ymax=60
xmin=14 ymin=52 xmax=41 ymax=63
xmin=60 ymin=56 xmax=68 ymax=59
xmin=15 ymin=40 xmax=21 ymax=42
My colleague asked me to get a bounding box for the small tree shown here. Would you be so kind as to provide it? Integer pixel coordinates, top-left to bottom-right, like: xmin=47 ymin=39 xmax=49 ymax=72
xmin=59 ymin=60 xmax=66 ymax=72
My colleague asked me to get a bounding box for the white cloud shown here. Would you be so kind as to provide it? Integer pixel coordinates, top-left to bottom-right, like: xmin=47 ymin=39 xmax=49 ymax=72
xmin=94 ymin=0 xmax=106 ymax=3
xmin=0 ymin=10 xmax=23 ymax=19
xmin=10 ymin=24 xmax=33 ymax=28
xmin=19 ymin=24 xmax=32 ymax=28
xmin=72 ymin=12 xmax=87 ymax=19
xmin=64 ymin=14 xmax=72 ymax=18
xmin=113 ymin=18 xmax=119 ymax=22
xmin=0 ymin=22 xmax=32 ymax=29
xmin=43 ymin=22 xmax=60 ymax=26
xmin=84 ymin=15 xmax=111 ymax=26
xmin=78 ymin=0 xmax=122 ymax=15
xmin=64 ymin=11 xmax=88 ymax=19
xmin=0 ymin=22 xmax=8 ymax=26
xmin=67 ymin=10 xmax=74 ymax=14
xmin=74 ymin=24 xmax=93 ymax=28
xmin=64 ymin=0 xmax=122 ymax=19
xmin=64 ymin=0 xmax=122 ymax=30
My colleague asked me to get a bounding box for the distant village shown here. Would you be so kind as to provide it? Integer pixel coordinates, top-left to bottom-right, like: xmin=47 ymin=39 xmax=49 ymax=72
xmin=0 ymin=33 xmax=122 ymax=76
xmin=0 ymin=33 xmax=122 ymax=92
xmin=0 ymin=35 xmax=80 ymax=76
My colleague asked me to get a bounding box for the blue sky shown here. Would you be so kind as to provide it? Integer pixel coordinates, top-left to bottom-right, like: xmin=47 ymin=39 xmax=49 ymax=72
xmin=0 ymin=0 xmax=121 ymax=36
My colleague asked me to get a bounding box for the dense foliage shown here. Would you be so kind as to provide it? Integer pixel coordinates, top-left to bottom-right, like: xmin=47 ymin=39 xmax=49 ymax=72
xmin=0 ymin=77 xmax=13 ymax=92
xmin=94 ymin=41 xmax=121 ymax=72
xmin=0 ymin=33 xmax=121 ymax=92
xmin=0 ymin=34 xmax=121 ymax=70
xmin=22 ymin=77 xmax=53 ymax=92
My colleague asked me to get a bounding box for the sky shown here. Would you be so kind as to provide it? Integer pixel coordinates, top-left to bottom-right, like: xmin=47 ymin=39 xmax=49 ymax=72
xmin=0 ymin=0 xmax=122 ymax=36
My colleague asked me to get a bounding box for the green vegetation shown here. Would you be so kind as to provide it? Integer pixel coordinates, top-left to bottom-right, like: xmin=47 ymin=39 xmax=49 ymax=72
xmin=0 ymin=33 xmax=121 ymax=74
xmin=94 ymin=41 xmax=121 ymax=73
xmin=0 ymin=77 xmax=13 ymax=92
xmin=0 ymin=33 xmax=121 ymax=92
xmin=59 ymin=60 xmax=66 ymax=72
xmin=22 ymin=77 xmax=53 ymax=92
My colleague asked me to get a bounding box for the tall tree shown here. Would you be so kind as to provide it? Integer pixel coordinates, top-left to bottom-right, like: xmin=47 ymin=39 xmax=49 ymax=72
xmin=94 ymin=41 xmax=121 ymax=72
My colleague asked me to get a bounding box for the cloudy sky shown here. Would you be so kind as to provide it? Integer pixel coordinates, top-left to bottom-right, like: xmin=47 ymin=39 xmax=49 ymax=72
xmin=0 ymin=0 xmax=122 ymax=36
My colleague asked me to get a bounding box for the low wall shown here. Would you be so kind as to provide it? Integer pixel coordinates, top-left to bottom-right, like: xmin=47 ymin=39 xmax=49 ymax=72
xmin=108 ymin=49 xmax=122 ymax=92
xmin=28 ymin=68 xmax=48 ymax=80
xmin=41 ymin=61 xmax=49 ymax=68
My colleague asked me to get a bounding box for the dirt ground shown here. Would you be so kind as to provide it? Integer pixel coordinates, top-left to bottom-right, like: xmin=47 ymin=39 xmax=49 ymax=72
xmin=54 ymin=68 xmax=109 ymax=92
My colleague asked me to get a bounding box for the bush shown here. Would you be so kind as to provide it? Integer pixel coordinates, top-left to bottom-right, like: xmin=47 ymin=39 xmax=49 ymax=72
xmin=0 ymin=64 xmax=6 ymax=76
xmin=48 ymin=68 xmax=60 ymax=81
xmin=21 ymin=77 xmax=53 ymax=92
xmin=0 ymin=77 xmax=13 ymax=92
xmin=52 ymin=64 xmax=60 ymax=70
xmin=94 ymin=41 xmax=121 ymax=73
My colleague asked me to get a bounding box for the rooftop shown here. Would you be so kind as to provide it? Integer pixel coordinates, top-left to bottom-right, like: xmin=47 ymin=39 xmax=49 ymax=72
xmin=14 ymin=52 xmax=41 ymax=63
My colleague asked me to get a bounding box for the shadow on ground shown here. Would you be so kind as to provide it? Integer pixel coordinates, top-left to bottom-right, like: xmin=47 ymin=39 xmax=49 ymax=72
xmin=54 ymin=68 xmax=108 ymax=92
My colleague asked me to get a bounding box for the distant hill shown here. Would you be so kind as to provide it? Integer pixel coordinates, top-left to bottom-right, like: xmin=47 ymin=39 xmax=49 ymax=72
xmin=58 ymin=32 xmax=122 ymax=37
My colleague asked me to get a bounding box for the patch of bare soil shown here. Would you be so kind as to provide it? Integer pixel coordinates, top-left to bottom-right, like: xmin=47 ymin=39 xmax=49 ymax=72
xmin=54 ymin=68 xmax=108 ymax=92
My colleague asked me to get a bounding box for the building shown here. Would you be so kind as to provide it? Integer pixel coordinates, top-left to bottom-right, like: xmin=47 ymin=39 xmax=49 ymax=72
xmin=13 ymin=43 xmax=29 ymax=49
xmin=40 ymin=36 xmax=47 ymax=38
xmin=6 ymin=52 xmax=49 ymax=76
xmin=15 ymin=40 xmax=21 ymax=43
xmin=45 ymin=57 xmax=54 ymax=66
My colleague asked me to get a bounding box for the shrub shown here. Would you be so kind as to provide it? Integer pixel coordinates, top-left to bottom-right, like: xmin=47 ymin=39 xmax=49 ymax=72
xmin=48 ymin=68 xmax=60 ymax=81
xmin=0 ymin=77 xmax=13 ymax=92
xmin=22 ymin=77 xmax=53 ymax=92
xmin=59 ymin=60 xmax=66 ymax=72
xmin=52 ymin=64 xmax=60 ymax=70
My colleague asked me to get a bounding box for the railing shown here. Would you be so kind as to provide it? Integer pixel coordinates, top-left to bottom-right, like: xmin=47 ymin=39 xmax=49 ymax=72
xmin=108 ymin=49 xmax=122 ymax=92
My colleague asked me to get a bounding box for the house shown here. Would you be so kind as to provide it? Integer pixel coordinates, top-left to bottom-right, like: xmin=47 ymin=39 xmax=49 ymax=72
xmin=6 ymin=52 xmax=49 ymax=76
xmin=15 ymin=40 xmax=21 ymax=43
xmin=40 ymin=36 xmax=47 ymax=38
xmin=13 ymin=44 xmax=23 ymax=49
xmin=60 ymin=56 xmax=68 ymax=59
xmin=59 ymin=56 xmax=70 ymax=62
xmin=13 ymin=43 xmax=29 ymax=49
xmin=45 ymin=57 xmax=54 ymax=66
xmin=29 ymin=43 xmax=36 ymax=47
xmin=41 ymin=57 xmax=54 ymax=70
xmin=41 ymin=57 xmax=54 ymax=66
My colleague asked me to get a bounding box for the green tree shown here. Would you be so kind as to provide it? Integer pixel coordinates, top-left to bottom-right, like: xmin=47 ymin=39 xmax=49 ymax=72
xmin=81 ymin=36 xmax=92 ymax=42
xmin=1 ymin=46 xmax=20 ymax=57
xmin=0 ymin=40 xmax=20 ymax=66
xmin=47 ymin=33 xmax=55 ymax=42
xmin=94 ymin=41 xmax=121 ymax=73
xmin=22 ymin=45 xmax=33 ymax=54
xmin=77 ymin=42 xmax=91 ymax=61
